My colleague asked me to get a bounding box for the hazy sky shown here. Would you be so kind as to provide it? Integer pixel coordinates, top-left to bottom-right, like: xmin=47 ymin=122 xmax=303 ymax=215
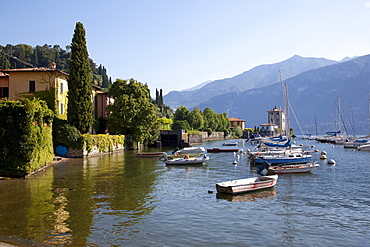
xmin=3 ymin=0 xmax=370 ymax=96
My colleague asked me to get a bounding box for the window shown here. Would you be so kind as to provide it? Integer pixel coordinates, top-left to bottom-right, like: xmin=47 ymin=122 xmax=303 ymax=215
xmin=0 ymin=87 xmax=9 ymax=98
xmin=60 ymin=82 xmax=63 ymax=94
xmin=29 ymin=81 xmax=35 ymax=92
xmin=60 ymin=103 xmax=64 ymax=115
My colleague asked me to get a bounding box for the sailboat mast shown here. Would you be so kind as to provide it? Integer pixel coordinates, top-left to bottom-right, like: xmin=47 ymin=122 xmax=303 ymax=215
xmin=368 ymin=91 xmax=370 ymax=133
xmin=279 ymin=70 xmax=290 ymax=137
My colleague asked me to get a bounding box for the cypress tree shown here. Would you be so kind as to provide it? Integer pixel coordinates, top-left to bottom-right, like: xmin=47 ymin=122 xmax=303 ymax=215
xmin=67 ymin=22 xmax=93 ymax=134
xmin=155 ymin=89 xmax=159 ymax=105
xmin=159 ymin=89 xmax=163 ymax=107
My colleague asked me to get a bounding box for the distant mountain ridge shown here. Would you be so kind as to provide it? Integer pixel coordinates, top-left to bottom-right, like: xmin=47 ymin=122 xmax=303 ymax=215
xmin=181 ymin=80 xmax=213 ymax=91
xmin=164 ymin=55 xmax=338 ymax=109
xmin=196 ymin=54 xmax=370 ymax=135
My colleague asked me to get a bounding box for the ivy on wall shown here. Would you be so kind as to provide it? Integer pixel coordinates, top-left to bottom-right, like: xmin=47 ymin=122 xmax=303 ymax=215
xmin=82 ymin=134 xmax=125 ymax=155
xmin=0 ymin=99 xmax=54 ymax=177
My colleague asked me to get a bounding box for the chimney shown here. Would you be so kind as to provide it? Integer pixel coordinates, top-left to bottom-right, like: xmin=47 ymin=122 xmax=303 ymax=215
xmin=50 ymin=62 xmax=57 ymax=69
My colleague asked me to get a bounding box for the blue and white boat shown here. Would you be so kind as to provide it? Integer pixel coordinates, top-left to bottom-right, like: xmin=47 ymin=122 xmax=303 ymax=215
xmin=343 ymin=138 xmax=370 ymax=148
xmin=251 ymin=152 xmax=312 ymax=164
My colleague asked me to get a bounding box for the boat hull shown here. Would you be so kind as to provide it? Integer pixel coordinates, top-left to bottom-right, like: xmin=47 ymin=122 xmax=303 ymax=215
xmin=268 ymin=163 xmax=319 ymax=174
xmin=176 ymin=147 xmax=205 ymax=155
xmin=216 ymin=175 xmax=278 ymax=194
xmin=253 ymin=156 xmax=312 ymax=164
xmin=207 ymin=148 xmax=239 ymax=153
xmin=165 ymin=156 xmax=209 ymax=165
xmin=358 ymin=144 xmax=370 ymax=151
xmin=136 ymin=152 xmax=166 ymax=157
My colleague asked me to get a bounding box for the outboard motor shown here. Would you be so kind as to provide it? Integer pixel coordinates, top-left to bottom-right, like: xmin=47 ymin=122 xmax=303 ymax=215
xmin=172 ymin=147 xmax=180 ymax=155
xmin=256 ymin=160 xmax=271 ymax=176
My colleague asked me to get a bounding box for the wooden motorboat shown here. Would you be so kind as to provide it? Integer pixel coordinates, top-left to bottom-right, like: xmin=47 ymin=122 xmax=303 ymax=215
xmin=207 ymin=148 xmax=239 ymax=153
xmin=136 ymin=152 xmax=166 ymax=157
xmin=258 ymin=162 xmax=319 ymax=175
xmin=215 ymin=175 xmax=278 ymax=194
xmin=164 ymin=155 xmax=209 ymax=165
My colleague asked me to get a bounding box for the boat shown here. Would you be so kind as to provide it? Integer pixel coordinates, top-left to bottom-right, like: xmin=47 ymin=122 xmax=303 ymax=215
xmin=247 ymin=134 xmax=265 ymax=143
xmin=251 ymin=152 xmax=312 ymax=164
xmin=358 ymin=144 xmax=370 ymax=151
xmin=215 ymin=175 xmax=278 ymax=194
xmin=164 ymin=154 xmax=209 ymax=165
xmin=222 ymin=142 xmax=238 ymax=146
xmin=343 ymin=138 xmax=370 ymax=148
xmin=207 ymin=148 xmax=239 ymax=153
xmin=172 ymin=147 xmax=205 ymax=155
xmin=257 ymin=161 xmax=319 ymax=175
xmin=136 ymin=152 xmax=166 ymax=157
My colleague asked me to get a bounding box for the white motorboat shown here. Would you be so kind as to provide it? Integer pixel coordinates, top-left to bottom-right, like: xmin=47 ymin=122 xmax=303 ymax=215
xmin=216 ymin=175 xmax=278 ymax=194
xmin=173 ymin=147 xmax=205 ymax=155
xmin=164 ymin=154 xmax=209 ymax=165
xmin=257 ymin=162 xmax=319 ymax=175
xmin=358 ymin=144 xmax=370 ymax=151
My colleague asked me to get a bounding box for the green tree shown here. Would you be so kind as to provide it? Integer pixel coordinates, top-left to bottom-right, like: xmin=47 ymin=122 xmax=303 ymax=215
xmin=203 ymin=107 xmax=218 ymax=131
xmin=67 ymin=22 xmax=93 ymax=134
xmin=188 ymin=107 xmax=205 ymax=130
xmin=107 ymin=78 xmax=158 ymax=144
xmin=171 ymin=106 xmax=191 ymax=130
xmin=217 ymin=112 xmax=231 ymax=131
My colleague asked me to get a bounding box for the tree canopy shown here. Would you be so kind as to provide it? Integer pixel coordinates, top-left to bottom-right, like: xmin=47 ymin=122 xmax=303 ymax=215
xmin=171 ymin=105 xmax=230 ymax=133
xmin=107 ymin=79 xmax=158 ymax=144
xmin=0 ymin=43 xmax=110 ymax=88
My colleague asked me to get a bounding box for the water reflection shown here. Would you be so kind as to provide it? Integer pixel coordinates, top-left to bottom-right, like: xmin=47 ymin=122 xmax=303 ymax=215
xmin=0 ymin=151 xmax=159 ymax=245
xmin=0 ymin=139 xmax=369 ymax=246
xmin=216 ymin=188 xmax=277 ymax=202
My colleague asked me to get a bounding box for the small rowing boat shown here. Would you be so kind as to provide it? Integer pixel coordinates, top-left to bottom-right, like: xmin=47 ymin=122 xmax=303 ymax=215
xmin=216 ymin=175 xmax=278 ymax=194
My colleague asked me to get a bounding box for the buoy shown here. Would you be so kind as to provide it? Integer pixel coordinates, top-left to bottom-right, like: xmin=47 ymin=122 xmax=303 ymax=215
xmin=208 ymin=190 xmax=214 ymax=194
xmin=327 ymin=159 xmax=336 ymax=165
xmin=320 ymin=154 xmax=327 ymax=159
xmin=321 ymin=151 xmax=327 ymax=155
xmin=314 ymin=149 xmax=319 ymax=152
xmin=55 ymin=145 xmax=68 ymax=157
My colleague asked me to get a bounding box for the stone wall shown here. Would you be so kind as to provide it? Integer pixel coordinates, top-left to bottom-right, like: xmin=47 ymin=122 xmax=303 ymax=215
xmin=66 ymin=144 xmax=125 ymax=158
xmin=188 ymin=131 xmax=226 ymax=145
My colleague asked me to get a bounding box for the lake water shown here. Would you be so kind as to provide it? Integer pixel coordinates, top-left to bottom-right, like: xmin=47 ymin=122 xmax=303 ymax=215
xmin=0 ymin=138 xmax=369 ymax=246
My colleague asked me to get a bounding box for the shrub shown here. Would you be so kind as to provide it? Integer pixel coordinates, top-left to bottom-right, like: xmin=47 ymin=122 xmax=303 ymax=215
xmin=0 ymin=99 xmax=54 ymax=177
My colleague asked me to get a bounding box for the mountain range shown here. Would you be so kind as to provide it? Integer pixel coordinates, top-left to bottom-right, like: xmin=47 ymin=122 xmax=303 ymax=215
xmin=164 ymin=55 xmax=370 ymax=135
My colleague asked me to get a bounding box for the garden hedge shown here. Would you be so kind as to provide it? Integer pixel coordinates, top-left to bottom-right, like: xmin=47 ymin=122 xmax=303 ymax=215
xmin=0 ymin=99 xmax=54 ymax=177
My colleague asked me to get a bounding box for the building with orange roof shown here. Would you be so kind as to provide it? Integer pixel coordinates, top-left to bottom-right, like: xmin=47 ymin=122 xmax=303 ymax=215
xmin=0 ymin=63 xmax=112 ymax=132
xmin=229 ymin=117 xmax=245 ymax=130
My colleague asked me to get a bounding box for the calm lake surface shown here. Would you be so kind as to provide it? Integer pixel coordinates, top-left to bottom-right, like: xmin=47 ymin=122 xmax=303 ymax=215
xmin=0 ymin=138 xmax=369 ymax=246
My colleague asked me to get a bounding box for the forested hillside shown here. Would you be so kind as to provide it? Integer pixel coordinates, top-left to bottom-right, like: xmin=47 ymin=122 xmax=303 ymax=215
xmin=0 ymin=44 xmax=111 ymax=88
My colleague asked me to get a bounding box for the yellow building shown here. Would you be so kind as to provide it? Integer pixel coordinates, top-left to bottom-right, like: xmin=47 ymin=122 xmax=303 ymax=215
xmin=1 ymin=63 xmax=112 ymax=132
xmin=1 ymin=63 xmax=69 ymax=119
